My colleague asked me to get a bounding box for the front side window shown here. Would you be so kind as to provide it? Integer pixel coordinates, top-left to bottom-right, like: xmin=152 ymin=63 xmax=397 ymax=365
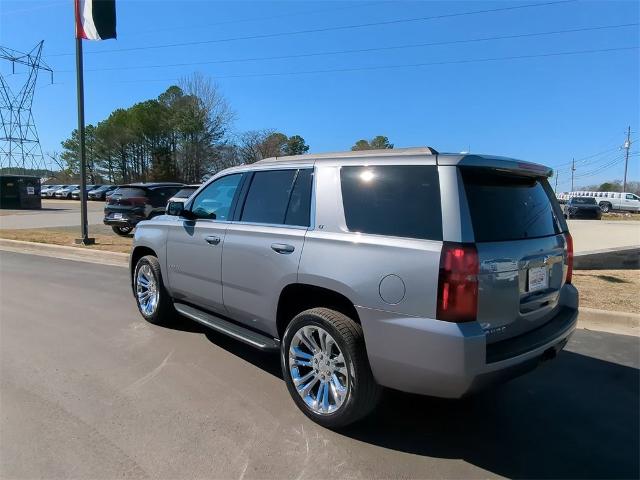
xmin=626 ymin=194 xmax=636 ymax=200
xmin=191 ymin=174 xmax=242 ymax=220
xmin=340 ymin=165 xmax=442 ymax=240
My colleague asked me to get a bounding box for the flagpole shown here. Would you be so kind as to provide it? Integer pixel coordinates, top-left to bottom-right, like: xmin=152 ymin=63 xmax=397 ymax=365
xmin=74 ymin=35 xmax=94 ymax=245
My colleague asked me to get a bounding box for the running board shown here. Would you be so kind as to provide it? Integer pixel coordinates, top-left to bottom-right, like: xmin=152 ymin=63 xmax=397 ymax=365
xmin=173 ymin=302 xmax=280 ymax=352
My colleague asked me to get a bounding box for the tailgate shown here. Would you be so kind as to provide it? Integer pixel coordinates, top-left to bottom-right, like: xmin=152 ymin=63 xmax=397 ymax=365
xmin=459 ymin=166 xmax=569 ymax=343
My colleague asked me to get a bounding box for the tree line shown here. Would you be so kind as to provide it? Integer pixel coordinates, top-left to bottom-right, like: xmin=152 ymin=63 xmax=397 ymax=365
xmin=52 ymin=74 xmax=394 ymax=184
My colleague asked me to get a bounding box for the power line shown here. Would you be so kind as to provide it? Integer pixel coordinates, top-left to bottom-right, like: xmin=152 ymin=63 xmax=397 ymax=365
xmin=97 ymin=45 xmax=637 ymax=83
xmin=48 ymin=22 xmax=637 ymax=75
xmin=46 ymin=0 xmax=577 ymax=57
xmin=134 ymin=1 xmax=381 ymax=35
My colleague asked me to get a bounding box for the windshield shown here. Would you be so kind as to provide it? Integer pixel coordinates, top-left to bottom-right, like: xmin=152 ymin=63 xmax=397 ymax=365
xmin=461 ymin=167 xmax=563 ymax=242
xmin=571 ymin=197 xmax=596 ymax=205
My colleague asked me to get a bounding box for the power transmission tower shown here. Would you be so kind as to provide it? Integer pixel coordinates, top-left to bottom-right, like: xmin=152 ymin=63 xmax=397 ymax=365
xmin=0 ymin=41 xmax=53 ymax=175
xmin=571 ymin=158 xmax=575 ymax=191
xmin=622 ymin=126 xmax=631 ymax=193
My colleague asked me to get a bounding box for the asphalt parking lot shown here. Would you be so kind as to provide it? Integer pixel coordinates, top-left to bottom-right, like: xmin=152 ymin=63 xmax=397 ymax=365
xmin=1 ymin=250 xmax=638 ymax=479
xmin=0 ymin=199 xmax=104 ymax=229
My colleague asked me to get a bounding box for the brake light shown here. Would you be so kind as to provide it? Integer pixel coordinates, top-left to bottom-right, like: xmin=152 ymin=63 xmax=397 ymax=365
xmin=437 ymin=242 xmax=479 ymax=323
xmin=564 ymin=232 xmax=574 ymax=284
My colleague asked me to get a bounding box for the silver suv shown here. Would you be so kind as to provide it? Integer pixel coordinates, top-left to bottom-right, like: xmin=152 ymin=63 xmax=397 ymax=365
xmin=130 ymin=147 xmax=578 ymax=428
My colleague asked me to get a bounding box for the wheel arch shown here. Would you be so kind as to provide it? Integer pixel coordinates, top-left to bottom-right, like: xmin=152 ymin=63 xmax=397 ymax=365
xmin=276 ymin=283 xmax=360 ymax=339
xmin=130 ymin=245 xmax=158 ymax=278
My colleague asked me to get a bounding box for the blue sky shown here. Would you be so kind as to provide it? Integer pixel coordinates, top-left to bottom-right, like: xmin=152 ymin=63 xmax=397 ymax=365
xmin=1 ymin=0 xmax=638 ymax=191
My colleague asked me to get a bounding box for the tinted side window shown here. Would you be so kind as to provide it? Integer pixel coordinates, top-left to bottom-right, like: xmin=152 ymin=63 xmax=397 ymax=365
xmin=340 ymin=165 xmax=442 ymax=240
xmin=284 ymin=169 xmax=313 ymax=226
xmin=151 ymin=187 xmax=181 ymax=207
xmin=191 ymin=174 xmax=242 ymax=220
xmin=241 ymin=170 xmax=296 ymax=224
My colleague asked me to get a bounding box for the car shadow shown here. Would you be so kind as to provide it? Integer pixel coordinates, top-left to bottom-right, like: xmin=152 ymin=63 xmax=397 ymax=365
xmin=167 ymin=315 xmax=639 ymax=479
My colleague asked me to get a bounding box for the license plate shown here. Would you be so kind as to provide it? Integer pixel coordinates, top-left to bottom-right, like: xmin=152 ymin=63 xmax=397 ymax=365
xmin=528 ymin=266 xmax=548 ymax=292
xmin=112 ymin=213 xmax=123 ymax=220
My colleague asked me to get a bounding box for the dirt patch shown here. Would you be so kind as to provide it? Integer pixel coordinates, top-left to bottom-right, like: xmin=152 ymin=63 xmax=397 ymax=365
xmin=572 ymin=269 xmax=640 ymax=313
xmin=0 ymin=225 xmax=132 ymax=253
xmin=601 ymin=212 xmax=640 ymax=221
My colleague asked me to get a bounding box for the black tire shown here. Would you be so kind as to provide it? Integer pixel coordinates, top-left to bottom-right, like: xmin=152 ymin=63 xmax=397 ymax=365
xmin=112 ymin=225 xmax=133 ymax=236
xmin=132 ymin=255 xmax=175 ymax=326
xmin=281 ymin=308 xmax=381 ymax=428
xmin=599 ymin=202 xmax=611 ymax=213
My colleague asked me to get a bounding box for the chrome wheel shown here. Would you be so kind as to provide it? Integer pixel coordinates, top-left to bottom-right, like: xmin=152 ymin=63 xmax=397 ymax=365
xmin=288 ymin=325 xmax=349 ymax=415
xmin=136 ymin=264 xmax=159 ymax=316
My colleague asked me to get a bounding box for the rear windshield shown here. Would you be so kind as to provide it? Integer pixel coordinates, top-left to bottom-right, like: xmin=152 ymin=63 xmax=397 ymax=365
xmin=112 ymin=187 xmax=147 ymax=198
xmin=341 ymin=165 xmax=442 ymax=241
xmin=460 ymin=167 xmax=563 ymax=242
xmin=571 ymin=197 xmax=596 ymax=204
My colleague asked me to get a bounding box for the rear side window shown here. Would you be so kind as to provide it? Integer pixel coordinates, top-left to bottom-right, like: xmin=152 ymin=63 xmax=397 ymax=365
xmin=150 ymin=187 xmax=181 ymax=206
xmin=460 ymin=168 xmax=562 ymax=242
xmin=240 ymin=169 xmax=312 ymax=226
xmin=285 ymin=169 xmax=313 ymax=227
xmin=340 ymin=165 xmax=442 ymax=240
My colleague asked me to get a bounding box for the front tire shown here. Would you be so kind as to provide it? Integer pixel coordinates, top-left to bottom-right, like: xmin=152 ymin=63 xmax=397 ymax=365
xmin=133 ymin=255 xmax=175 ymax=325
xmin=112 ymin=225 xmax=133 ymax=236
xmin=281 ymin=308 xmax=381 ymax=428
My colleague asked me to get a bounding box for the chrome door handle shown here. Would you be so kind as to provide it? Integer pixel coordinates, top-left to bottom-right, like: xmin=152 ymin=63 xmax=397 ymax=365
xmin=205 ymin=235 xmax=221 ymax=245
xmin=271 ymin=243 xmax=295 ymax=254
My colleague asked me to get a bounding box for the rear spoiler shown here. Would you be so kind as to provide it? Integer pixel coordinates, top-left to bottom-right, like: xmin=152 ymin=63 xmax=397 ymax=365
xmin=437 ymin=154 xmax=553 ymax=178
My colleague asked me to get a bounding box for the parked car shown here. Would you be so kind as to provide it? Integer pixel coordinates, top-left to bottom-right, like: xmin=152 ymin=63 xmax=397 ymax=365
xmin=563 ymin=196 xmax=602 ymax=220
xmin=559 ymin=191 xmax=640 ymax=213
xmin=71 ymin=185 xmax=97 ymax=200
xmin=130 ymin=147 xmax=577 ymax=428
xmin=167 ymin=184 xmax=200 ymax=204
xmin=88 ymin=185 xmax=117 ymax=201
xmin=104 ymin=183 xmax=183 ymax=236
xmin=54 ymin=185 xmax=79 ymax=199
xmin=41 ymin=185 xmax=62 ymax=197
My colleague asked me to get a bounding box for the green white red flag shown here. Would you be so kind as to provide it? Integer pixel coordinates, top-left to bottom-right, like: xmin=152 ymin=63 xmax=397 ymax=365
xmin=75 ymin=0 xmax=117 ymax=40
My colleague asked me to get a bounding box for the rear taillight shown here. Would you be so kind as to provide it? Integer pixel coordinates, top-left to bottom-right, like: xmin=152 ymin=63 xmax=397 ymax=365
xmin=436 ymin=242 xmax=479 ymax=323
xmin=564 ymin=232 xmax=574 ymax=284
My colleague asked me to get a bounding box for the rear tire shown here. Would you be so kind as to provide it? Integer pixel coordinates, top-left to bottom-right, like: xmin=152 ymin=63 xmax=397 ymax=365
xmin=599 ymin=202 xmax=611 ymax=213
xmin=133 ymin=255 xmax=175 ymax=326
xmin=112 ymin=225 xmax=133 ymax=236
xmin=281 ymin=308 xmax=381 ymax=428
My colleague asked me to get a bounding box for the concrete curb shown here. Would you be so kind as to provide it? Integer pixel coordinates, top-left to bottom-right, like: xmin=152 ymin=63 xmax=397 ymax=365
xmin=578 ymin=307 xmax=639 ymax=336
xmin=0 ymin=238 xmax=128 ymax=268
xmin=574 ymin=246 xmax=640 ymax=270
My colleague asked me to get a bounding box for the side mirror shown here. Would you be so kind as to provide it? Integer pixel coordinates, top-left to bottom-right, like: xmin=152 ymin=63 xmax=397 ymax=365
xmin=166 ymin=200 xmax=194 ymax=219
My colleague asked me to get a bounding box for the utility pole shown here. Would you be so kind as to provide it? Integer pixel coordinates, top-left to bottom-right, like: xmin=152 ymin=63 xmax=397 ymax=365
xmin=555 ymin=171 xmax=559 ymax=194
xmin=623 ymin=126 xmax=631 ymax=193
xmin=571 ymin=158 xmax=575 ymax=191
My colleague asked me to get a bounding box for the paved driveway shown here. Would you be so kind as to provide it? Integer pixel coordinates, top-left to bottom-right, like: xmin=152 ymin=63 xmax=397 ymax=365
xmin=1 ymin=251 xmax=638 ymax=479
xmin=567 ymin=219 xmax=640 ymax=253
xmin=0 ymin=199 xmax=104 ymax=229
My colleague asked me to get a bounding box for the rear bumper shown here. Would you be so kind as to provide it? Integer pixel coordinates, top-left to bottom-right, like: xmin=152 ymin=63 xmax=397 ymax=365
xmin=358 ymin=300 xmax=578 ymax=398
xmin=103 ymin=211 xmax=145 ymax=227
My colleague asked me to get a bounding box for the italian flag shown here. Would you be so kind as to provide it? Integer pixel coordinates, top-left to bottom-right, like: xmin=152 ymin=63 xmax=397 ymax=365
xmin=75 ymin=0 xmax=117 ymax=40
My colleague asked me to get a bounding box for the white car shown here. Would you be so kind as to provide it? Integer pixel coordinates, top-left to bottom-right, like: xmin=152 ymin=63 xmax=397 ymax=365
xmin=559 ymin=191 xmax=640 ymax=213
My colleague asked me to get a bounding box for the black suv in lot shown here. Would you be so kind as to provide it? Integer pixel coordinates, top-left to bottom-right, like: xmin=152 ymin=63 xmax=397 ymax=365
xmin=104 ymin=183 xmax=183 ymax=236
